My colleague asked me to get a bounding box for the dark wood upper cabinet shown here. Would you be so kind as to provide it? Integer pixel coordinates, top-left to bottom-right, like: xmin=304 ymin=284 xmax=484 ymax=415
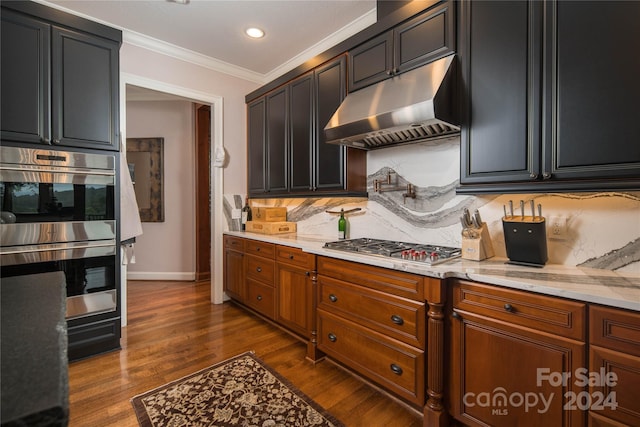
xmin=545 ymin=1 xmax=640 ymax=181
xmin=459 ymin=0 xmax=640 ymax=193
xmin=1 ymin=9 xmax=50 ymax=145
xmin=459 ymin=1 xmax=542 ymax=185
xmin=247 ymin=98 xmax=266 ymax=195
xmin=1 ymin=4 xmax=120 ymax=151
xmin=348 ymin=1 xmax=455 ymax=92
xmin=289 ymin=73 xmax=314 ymax=192
xmin=314 ymin=56 xmax=348 ymax=191
xmin=266 ymin=87 xmax=288 ymax=193
xmin=51 ymin=26 xmax=119 ymax=150
xmin=247 ymin=55 xmax=366 ymax=198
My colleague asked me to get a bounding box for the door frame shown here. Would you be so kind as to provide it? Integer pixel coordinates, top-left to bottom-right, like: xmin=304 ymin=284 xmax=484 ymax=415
xmin=120 ymin=72 xmax=225 ymax=326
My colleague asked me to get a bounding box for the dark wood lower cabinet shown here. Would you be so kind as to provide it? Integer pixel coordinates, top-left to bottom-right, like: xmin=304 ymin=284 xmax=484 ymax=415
xmin=449 ymin=279 xmax=586 ymax=427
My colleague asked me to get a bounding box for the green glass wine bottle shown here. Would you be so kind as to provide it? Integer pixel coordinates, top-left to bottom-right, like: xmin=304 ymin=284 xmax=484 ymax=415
xmin=338 ymin=208 xmax=346 ymax=240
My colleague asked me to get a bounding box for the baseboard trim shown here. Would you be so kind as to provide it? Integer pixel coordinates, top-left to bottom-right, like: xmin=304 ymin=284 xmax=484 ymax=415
xmin=126 ymin=272 xmax=196 ymax=281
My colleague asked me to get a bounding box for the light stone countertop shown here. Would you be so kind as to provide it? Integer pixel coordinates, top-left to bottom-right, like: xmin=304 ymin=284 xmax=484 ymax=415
xmin=225 ymin=231 xmax=640 ymax=312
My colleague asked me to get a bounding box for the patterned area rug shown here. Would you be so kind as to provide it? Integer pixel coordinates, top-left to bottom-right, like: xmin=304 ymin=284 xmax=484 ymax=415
xmin=131 ymin=352 xmax=344 ymax=427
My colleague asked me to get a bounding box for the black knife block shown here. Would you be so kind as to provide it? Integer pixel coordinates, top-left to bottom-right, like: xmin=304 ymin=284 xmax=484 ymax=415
xmin=502 ymin=217 xmax=548 ymax=267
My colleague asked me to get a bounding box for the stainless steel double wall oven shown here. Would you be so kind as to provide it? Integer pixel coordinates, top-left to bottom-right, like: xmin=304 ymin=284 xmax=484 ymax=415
xmin=0 ymin=146 xmax=121 ymax=359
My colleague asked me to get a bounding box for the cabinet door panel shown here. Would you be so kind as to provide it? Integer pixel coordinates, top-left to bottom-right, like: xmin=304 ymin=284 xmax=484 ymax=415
xmin=315 ymin=57 xmax=347 ymax=191
xmin=395 ymin=1 xmax=455 ymax=74
xmin=546 ymin=1 xmax=640 ymax=179
xmin=1 ymin=10 xmax=50 ymax=145
xmin=51 ymin=26 xmax=118 ymax=150
xmin=247 ymin=99 xmax=266 ymax=195
xmin=266 ymin=87 xmax=288 ymax=193
xmin=276 ymin=263 xmax=313 ymax=338
xmin=348 ymin=32 xmax=393 ymax=92
xmin=289 ymin=73 xmax=314 ymax=192
xmin=223 ymin=249 xmax=244 ymax=301
xmin=589 ymin=346 xmax=640 ymax=426
xmin=450 ymin=311 xmax=585 ymax=427
xmin=460 ymin=1 xmax=542 ymax=183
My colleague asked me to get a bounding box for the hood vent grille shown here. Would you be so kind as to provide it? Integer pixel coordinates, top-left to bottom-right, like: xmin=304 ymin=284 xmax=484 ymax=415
xmin=357 ymin=121 xmax=459 ymax=149
xmin=324 ymin=54 xmax=459 ymax=150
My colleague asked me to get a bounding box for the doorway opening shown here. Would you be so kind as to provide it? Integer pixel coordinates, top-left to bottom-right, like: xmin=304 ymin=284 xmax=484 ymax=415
xmin=120 ymin=73 xmax=225 ymax=326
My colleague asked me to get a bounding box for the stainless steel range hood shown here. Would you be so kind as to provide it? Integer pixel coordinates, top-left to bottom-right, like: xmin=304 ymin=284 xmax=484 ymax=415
xmin=324 ymin=54 xmax=459 ymax=150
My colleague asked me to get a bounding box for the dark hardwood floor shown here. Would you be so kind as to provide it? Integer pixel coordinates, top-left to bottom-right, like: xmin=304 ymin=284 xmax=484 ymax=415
xmin=68 ymin=280 xmax=423 ymax=426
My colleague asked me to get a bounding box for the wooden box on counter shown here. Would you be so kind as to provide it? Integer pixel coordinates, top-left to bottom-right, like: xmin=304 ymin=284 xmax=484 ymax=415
xmin=245 ymin=221 xmax=296 ymax=235
xmin=252 ymin=207 xmax=287 ymax=222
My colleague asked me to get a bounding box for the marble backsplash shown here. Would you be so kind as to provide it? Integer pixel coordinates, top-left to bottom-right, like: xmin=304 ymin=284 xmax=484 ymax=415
xmin=224 ymin=138 xmax=640 ymax=273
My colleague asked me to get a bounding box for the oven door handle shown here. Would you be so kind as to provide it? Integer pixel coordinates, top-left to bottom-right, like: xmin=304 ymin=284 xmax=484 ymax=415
xmin=0 ymin=240 xmax=116 ymax=266
xmin=0 ymin=167 xmax=115 ymax=186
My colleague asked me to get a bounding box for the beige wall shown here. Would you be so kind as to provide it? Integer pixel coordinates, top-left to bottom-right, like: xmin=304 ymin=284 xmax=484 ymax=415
xmin=126 ymin=100 xmax=195 ymax=279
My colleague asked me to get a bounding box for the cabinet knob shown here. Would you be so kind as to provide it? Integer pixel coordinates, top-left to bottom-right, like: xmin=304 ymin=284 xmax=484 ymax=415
xmin=289 ymin=254 xmax=294 ymax=260
xmin=52 ymin=139 xmax=60 ymax=144
xmin=390 ymin=364 xmax=403 ymax=375
xmin=390 ymin=314 xmax=404 ymax=325
xmin=256 ymin=295 xmax=262 ymax=301
xmin=542 ymin=172 xmax=551 ymax=180
xmin=305 ymin=271 xmax=310 ymax=276
xmin=256 ymin=247 xmax=260 ymax=251
xmin=504 ymin=303 xmax=514 ymax=312
xmin=329 ymin=294 xmax=338 ymax=303
xmin=530 ymin=173 xmax=538 ymax=179
xmin=452 ymin=311 xmax=461 ymax=319
xmin=386 ymin=69 xmax=393 ymax=76
xmin=41 ymin=137 xmax=51 ymax=144
xmin=328 ymin=333 xmax=337 ymax=342
xmin=256 ymin=267 xmax=262 ymax=272
xmin=392 ymin=67 xmax=399 ymax=74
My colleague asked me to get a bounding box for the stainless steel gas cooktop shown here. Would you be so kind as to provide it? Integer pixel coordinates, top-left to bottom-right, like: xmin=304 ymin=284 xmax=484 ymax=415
xmin=323 ymin=238 xmax=461 ymax=265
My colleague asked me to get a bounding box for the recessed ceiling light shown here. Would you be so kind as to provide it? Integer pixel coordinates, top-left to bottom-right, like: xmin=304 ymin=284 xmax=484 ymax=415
xmin=245 ymin=27 xmax=265 ymax=39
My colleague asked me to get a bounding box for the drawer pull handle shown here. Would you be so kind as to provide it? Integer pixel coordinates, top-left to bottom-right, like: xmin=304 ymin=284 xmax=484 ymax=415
xmin=391 ymin=315 xmax=404 ymax=325
xmin=504 ymin=303 xmax=514 ymax=312
xmin=390 ymin=364 xmax=403 ymax=375
xmin=329 ymin=294 xmax=338 ymax=303
xmin=256 ymin=247 xmax=261 ymax=251
xmin=256 ymin=267 xmax=262 ymax=272
xmin=305 ymin=271 xmax=310 ymax=277
xmin=289 ymin=254 xmax=294 ymax=259
xmin=328 ymin=333 xmax=337 ymax=342
xmin=452 ymin=311 xmax=460 ymax=319
xmin=256 ymin=295 xmax=262 ymax=301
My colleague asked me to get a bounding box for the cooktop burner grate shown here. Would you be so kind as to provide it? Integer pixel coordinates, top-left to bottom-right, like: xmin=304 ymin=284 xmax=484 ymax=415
xmin=323 ymin=238 xmax=461 ymax=265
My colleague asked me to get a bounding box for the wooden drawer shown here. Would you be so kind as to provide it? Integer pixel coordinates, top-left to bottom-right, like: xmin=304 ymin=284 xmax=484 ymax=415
xmin=276 ymin=245 xmax=315 ymax=270
xmin=318 ymin=275 xmax=425 ymax=348
xmin=245 ymin=278 xmax=275 ymax=319
xmin=452 ymin=280 xmax=585 ymax=340
xmin=590 ymin=305 xmax=640 ymax=357
xmin=245 ymin=255 xmax=275 ymax=286
xmin=244 ymin=240 xmax=276 ymax=259
xmin=317 ymin=256 xmax=424 ymax=301
xmin=317 ymin=309 xmax=425 ymax=406
xmin=224 ymin=235 xmax=244 ymax=251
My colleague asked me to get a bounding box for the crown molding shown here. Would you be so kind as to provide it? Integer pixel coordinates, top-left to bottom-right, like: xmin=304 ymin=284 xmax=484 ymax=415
xmin=263 ymin=7 xmax=377 ymax=82
xmin=122 ymin=31 xmax=265 ymax=84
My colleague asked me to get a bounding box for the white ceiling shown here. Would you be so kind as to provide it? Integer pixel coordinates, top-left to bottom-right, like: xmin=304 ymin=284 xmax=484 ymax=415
xmin=41 ymin=0 xmax=377 ymax=84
